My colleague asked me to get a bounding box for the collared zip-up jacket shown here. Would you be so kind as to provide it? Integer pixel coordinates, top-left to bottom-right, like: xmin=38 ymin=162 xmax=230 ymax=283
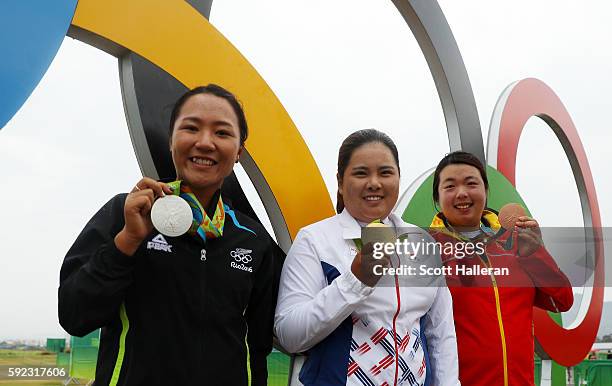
xmin=429 ymin=210 xmax=573 ymax=386
xmin=275 ymin=209 xmax=461 ymax=386
xmin=59 ymin=194 xmax=280 ymax=386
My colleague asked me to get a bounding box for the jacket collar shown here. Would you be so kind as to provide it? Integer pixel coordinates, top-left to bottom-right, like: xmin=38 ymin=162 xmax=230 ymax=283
xmin=338 ymin=209 xmax=401 ymax=240
xmin=430 ymin=209 xmax=501 ymax=240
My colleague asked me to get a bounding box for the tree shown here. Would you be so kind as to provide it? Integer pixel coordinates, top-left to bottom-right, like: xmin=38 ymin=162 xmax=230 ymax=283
xmin=596 ymin=334 xmax=612 ymax=343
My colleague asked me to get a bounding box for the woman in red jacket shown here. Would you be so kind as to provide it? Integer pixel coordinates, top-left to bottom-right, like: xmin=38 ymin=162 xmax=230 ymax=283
xmin=429 ymin=151 xmax=573 ymax=386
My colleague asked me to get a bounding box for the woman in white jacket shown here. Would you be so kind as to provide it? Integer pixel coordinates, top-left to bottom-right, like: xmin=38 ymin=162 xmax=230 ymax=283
xmin=275 ymin=129 xmax=460 ymax=386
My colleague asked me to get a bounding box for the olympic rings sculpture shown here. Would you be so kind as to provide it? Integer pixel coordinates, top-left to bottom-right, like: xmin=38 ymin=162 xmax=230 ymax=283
xmin=0 ymin=1 xmax=604 ymax=384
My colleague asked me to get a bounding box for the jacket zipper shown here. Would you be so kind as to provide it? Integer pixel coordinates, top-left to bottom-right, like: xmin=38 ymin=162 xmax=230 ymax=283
xmin=478 ymin=253 xmax=509 ymax=386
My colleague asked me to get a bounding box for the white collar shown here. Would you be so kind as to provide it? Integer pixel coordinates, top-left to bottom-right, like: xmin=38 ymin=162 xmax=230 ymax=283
xmin=356 ymin=217 xmax=391 ymax=227
xmin=338 ymin=209 xmax=400 ymax=240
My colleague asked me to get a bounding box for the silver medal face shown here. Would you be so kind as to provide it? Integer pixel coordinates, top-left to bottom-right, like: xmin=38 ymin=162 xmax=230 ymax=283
xmin=150 ymin=195 xmax=192 ymax=237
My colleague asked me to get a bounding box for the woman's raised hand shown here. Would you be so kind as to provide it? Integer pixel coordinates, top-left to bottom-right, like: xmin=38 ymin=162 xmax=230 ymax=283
xmin=114 ymin=177 xmax=173 ymax=256
xmin=516 ymin=216 xmax=543 ymax=257
xmin=351 ymin=242 xmax=391 ymax=287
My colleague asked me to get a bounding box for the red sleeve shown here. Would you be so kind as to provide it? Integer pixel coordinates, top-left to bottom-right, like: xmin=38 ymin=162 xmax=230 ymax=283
xmin=517 ymin=245 xmax=573 ymax=312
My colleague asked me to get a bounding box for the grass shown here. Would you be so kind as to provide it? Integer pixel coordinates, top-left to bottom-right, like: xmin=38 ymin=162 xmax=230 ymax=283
xmin=0 ymin=350 xmax=66 ymax=386
xmin=1 ymin=349 xmax=290 ymax=385
xmin=0 ymin=351 xmax=56 ymax=366
xmin=0 ymin=382 xmax=63 ymax=385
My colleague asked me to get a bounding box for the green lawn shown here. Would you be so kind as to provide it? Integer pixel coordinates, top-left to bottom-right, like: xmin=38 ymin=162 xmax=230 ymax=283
xmin=1 ymin=348 xmax=291 ymax=385
xmin=0 ymin=382 xmax=63 ymax=386
xmin=0 ymin=350 xmax=65 ymax=386
xmin=0 ymin=351 xmax=56 ymax=366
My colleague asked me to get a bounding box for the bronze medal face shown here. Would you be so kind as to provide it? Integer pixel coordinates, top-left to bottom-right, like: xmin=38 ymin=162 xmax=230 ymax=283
xmin=498 ymin=202 xmax=526 ymax=230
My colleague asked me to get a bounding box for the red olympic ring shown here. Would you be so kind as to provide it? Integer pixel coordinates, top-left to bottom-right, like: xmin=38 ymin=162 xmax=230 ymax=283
xmin=493 ymin=78 xmax=604 ymax=366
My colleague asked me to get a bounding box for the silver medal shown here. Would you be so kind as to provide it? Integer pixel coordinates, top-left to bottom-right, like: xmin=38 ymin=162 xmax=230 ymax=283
xmin=151 ymin=195 xmax=192 ymax=237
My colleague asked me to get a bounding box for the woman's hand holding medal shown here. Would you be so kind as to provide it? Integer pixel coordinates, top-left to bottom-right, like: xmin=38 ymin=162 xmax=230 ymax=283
xmin=114 ymin=177 xmax=173 ymax=256
xmin=351 ymin=242 xmax=391 ymax=287
xmin=515 ymin=216 xmax=543 ymax=257
xmin=499 ymin=203 xmax=542 ymax=257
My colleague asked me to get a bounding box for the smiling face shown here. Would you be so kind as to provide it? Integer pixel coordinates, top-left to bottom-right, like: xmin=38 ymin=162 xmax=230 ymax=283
xmin=170 ymin=93 xmax=243 ymax=205
xmin=338 ymin=142 xmax=400 ymax=223
xmin=437 ymin=163 xmax=487 ymax=229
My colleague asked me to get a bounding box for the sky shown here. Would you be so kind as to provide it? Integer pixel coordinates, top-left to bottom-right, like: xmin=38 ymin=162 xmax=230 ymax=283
xmin=1 ymin=0 xmax=611 ymax=341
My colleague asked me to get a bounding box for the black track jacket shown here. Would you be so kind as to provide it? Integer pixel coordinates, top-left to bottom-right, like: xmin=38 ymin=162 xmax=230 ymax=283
xmin=59 ymin=194 xmax=280 ymax=385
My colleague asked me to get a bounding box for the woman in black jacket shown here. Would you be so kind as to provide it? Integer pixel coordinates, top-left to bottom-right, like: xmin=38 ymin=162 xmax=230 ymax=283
xmin=59 ymin=84 xmax=278 ymax=386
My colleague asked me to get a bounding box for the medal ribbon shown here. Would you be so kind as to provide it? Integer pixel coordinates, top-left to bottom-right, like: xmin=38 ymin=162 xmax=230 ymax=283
xmin=353 ymin=219 xmax=401 ymax=251
xmin=167 ymin=181 xmax=225 ymax=243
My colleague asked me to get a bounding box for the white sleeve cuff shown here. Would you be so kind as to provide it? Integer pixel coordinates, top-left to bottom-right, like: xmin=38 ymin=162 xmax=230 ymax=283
xmin=337 ymin=269 xmax=375 ymax=297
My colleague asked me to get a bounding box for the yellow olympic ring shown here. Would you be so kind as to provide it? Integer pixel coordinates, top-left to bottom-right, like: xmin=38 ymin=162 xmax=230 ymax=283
xmin=71 ymin=0 xmax=334 ymax=240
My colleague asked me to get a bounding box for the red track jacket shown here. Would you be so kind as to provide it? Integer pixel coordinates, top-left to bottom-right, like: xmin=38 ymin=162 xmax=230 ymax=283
xmin=429 ymin=210 xmax=573 ymax=386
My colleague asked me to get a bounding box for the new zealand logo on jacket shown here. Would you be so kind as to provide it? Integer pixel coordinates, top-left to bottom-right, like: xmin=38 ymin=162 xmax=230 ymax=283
xmin=230 ymin=248 xmax=253 ymax=272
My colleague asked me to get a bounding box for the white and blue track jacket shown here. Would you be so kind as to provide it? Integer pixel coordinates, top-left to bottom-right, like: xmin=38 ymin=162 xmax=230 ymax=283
xmin=275 ymin=209 xmax=461 ymax=386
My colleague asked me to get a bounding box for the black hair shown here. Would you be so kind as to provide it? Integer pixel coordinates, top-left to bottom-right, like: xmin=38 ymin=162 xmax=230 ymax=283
xmin=336 ymin=129 xmax=400 ymax=213
xmin=432 ymin=151 xmax=488 ymax=204
xmin=168 ymin=84 xmax=248 ymax=146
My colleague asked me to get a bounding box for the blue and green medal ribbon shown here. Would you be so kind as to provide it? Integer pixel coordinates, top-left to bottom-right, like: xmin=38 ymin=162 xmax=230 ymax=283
xmin=167 ymin=180 xmax=225 ymax=243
